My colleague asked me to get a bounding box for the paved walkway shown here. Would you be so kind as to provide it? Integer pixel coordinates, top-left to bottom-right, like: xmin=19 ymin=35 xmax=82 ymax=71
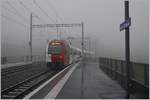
xmin=56 ymin=61 xmax=126 ymax=99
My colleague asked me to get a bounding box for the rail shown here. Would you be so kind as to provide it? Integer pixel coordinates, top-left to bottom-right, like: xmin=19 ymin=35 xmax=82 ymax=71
xmin=1 ymin=55 xmax=45 ymax=65
xmin=1 ymin=69 xmax=58 ymax=99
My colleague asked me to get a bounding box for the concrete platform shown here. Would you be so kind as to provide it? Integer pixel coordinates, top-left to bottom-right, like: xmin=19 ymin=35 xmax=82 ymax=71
xmin=46 ymin=61 xmax=126 ymax=99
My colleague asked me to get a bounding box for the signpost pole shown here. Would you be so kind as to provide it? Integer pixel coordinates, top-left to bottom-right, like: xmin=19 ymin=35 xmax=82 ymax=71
xmin=125 ymin=1 xmax=130 ymax=99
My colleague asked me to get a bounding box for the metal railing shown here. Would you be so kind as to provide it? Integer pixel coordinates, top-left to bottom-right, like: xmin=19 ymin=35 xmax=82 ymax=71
xmin=99 ymin=57 xmax=149 ymax=98
xmin=1 ymin=55 xmax=46 ymax=65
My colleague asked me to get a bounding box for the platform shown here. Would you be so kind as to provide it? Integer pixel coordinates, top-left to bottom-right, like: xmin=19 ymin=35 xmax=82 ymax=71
xmin=45 ymin=61 xmax=126 ymax=99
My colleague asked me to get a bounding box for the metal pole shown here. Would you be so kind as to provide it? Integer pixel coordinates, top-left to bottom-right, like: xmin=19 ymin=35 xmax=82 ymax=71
xmin=59 ymin=29 xmax=61 ymax=39
xmin=30 ymin=13 xmax=33 ymax=62
xmin=95 ymin=40 xmax=96 ymax=57
xmin=56 ymin=27 xmax=59 ymax=39
xmin=89 ymin=38 xmax=91 ymax=56
xmin=81 ymin=22 xmax=84 ymax=58
xmin=125 ymin=1 xmax=130 ymax=99
xmin=81 ymin=22 xmax=84 ymax=98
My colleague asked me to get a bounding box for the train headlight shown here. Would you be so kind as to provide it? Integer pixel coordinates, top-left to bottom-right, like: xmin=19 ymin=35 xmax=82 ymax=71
xmin=51 ymin=42 xmax=55 ymax=45
xmin=59 ymin=55 xmax=63 ymax=59
xmin=55 ymin=43 xmax=60 ymax=45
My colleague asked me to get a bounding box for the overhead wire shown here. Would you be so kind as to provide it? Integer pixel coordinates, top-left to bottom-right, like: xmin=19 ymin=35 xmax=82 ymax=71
xmin=33 ymin=0 xmax=63 ymax=39
xmin=5 ymin=0 xmax=65 ymax=39
xmin=18 ymin=0 xmax=51 ymax=41
xmin=45 ymin=0 xmax=67 ymax=38
xmin=33 ymin=0 xmax=56 ymax=24
xmin=18 ymin=0 xmax=46 ymax=23
xmin=1 ymin=14 xmax=28 ymax=27
xmin=6 ymin=1 xmax=28 ymax=22
xmin=45 ymin=0 xmax=63 ymax=23
xmin=2 ymin=5 xmax=29 ymax=24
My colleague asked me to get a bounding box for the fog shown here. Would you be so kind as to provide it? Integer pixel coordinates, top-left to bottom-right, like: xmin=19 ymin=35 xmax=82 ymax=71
xmin=1 ymin=0 xmax=149 ymax=63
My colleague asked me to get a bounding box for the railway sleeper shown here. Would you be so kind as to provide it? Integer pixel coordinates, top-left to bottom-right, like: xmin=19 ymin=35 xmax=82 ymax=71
xmin=14 ymin=88 xmax=26 ymax=91
xmin=24 ymin=82 xmax=34 ymax=86
xmin=22 ymin=85 xmax=31 ymax=87
xmin=18 ymin=87 xmax=28 ymax=89
xmin=8 ymin=91 xmax=22 ymax=95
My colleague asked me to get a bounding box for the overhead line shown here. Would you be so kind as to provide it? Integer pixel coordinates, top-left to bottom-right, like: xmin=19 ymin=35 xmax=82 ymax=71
xmin=33 ymin=0 xmax=56 ymax=23
xmin=2 ymin=5 xmax=28 ymax=23
xmin=45 ymin=0 xmax=63 ymax=23
xmin=1 ymin=14 xmax=28 ymax=27
xmin=45 ymin=0 xmax=65 ymax=36
xmin=33 ymin=0 xmax=61 ymax=39
xmin=18 ymin=0 xmax=46 ymax=23
xmin=19 ymin=0 xmax=31 ymax=12
xmin=6 ymin=1 xmax=28 ymax=22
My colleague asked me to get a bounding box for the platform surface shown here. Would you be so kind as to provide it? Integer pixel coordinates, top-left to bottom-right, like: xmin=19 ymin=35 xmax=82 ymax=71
xmin=56 ymin=61 xmax=126 ymax=99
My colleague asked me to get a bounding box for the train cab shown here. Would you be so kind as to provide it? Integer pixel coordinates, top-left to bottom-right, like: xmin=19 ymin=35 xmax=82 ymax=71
xmin=46 ymin=40 xmax=70 ymax=69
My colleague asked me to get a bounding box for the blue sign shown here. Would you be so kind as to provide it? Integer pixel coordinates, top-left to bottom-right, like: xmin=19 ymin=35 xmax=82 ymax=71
xmin=120 ymin=18 xmax=131 ymax=31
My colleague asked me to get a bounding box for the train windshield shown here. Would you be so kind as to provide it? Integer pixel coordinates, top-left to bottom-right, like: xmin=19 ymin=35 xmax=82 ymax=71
xmin=48 ymin=45 xmax=62 ymax=54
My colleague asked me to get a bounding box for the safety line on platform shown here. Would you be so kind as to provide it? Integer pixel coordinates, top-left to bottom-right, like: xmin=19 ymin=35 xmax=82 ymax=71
xmin=45 ymin=63 xmax=79 ymax=99
xmin=23 ymin=62 xmax=79 ymax=99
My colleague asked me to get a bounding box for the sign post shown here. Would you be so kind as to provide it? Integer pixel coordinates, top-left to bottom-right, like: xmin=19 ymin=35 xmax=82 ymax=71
xmin=120 ymin=1 xmax=131 ymax=99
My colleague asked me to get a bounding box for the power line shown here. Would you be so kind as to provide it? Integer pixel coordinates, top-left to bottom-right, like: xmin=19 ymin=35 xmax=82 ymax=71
xmin=45 ymin=0 xmax=68 ymax=36
xmin=33 ymin=0 xmax=61 ymax=39
xmin=45 ymin=0 xmax=63 ymax=23
xmin=18 ymin=0 xmax=46 ymax=23
xmin=2 ymin=5 xmax=28 ymax=23
xmin=33 ymin=0 xmax=56 ymax=23
xmin=1 ymin=14 xmax=28 ymax=27
xmin=45 ymin=0 xmax=65 ymax=37
xmin=6 ymin=1 xmax=28 ymax=22
xmin=18 ymin=0 xmax=31 ymax=12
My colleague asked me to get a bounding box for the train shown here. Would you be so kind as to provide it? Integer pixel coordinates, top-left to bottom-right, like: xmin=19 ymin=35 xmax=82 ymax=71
xmin=46 ymin=39 xmax=82 ymax=69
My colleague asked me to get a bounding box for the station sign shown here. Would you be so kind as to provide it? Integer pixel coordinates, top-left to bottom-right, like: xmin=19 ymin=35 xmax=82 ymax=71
xmin=120 ymin=18 xmax=131 ymax=31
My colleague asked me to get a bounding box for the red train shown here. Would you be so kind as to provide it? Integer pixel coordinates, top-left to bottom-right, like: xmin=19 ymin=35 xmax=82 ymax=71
xmin=46 ymin=39 xmax=81 ymax=69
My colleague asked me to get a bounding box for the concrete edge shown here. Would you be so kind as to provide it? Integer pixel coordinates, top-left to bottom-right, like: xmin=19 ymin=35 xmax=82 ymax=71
xmin=23 ymin=62 xmax=80 ymax=99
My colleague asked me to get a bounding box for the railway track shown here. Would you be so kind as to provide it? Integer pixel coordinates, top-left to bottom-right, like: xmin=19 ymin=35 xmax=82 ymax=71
xmin=1 ymin=63 xmax=45 ymax=76
xmin=1 ymin=63 xmax=49 ymax=90
xmin=1 ymin=65 xmax=31 ymax=76
xmin=1 ymin=69 xmax=58 ymax=99
xmin=2 ymin=65 xmax=43 ymax=78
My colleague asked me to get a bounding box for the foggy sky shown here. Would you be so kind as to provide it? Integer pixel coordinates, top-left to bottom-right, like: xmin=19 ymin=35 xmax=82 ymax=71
xmin=1 ymin=0 xmax=149 ymax=63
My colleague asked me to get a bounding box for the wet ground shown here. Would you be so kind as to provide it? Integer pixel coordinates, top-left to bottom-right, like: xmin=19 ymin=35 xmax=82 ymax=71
xmin=56 ymin=61 xmax=126 ymax=99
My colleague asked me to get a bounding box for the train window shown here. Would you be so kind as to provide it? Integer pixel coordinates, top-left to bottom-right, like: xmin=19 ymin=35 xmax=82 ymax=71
xmin=48 ymin=46 xmax=62 ymax=54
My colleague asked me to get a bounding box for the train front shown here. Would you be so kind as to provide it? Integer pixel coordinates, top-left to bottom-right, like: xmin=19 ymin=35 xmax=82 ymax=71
xmin=46 ymin=40 xmax=68 ymax=69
